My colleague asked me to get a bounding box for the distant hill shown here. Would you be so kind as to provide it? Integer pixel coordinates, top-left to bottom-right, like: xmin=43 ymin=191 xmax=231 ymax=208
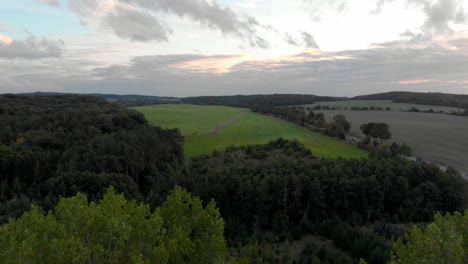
xmin=182 ymin=94 xmax=346 ymax=107
xmin=11 ymin=91 xmax=468 ymax=110
xmin=353 ymin=91 xmax=468 ymax=110
xmin=18 ymin=92 xmax=180 ymax=107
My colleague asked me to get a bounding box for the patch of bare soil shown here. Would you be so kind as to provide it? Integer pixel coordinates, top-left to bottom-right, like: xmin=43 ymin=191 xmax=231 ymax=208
xmin=208 ymin=112 xmax=246 ymax=136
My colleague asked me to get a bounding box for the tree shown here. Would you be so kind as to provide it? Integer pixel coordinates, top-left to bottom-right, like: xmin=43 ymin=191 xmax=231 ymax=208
xmin=158 ymin=186 xmax=227 ymax=264
xmin=0 ymin=186 xmax=228 ymax=264
xmin=390 ymin=212 xmax=467 ymax=264
xmin=360 ymin=123 xmax=391 ymax=144
xmin=333 ymin=115 xmax=351 ymax=132
xmin=314 ymin=113 xmax=325 ymax=128
xmin=389 ymin=142 xmax=413 ymax=157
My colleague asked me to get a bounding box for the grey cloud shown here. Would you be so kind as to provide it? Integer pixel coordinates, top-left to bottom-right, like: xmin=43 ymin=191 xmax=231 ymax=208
xmin=3 ymin=37 xmax=468 ymax=96
xmin=123 ymin=0 xmax=271 ymax=48
xmin=373 ymin=0 xmax=392 ymax=14
xmin=75 ymin=44 xmax=468 ymax=96
xmin=68 ymin=0 xmax=99 ymax=17
xmin=0 ymin=36 xmax=64 ymax=59
xmin=450 ymin=38 xmax=468 ymax=50
xmin=422 ymin=0 xmax=461 ymax=33
xmin=302 ymin=0 xmax=349 ymax=21
xmin=301 ymin=32 xmax=319 ymax=48
xmin=104 ymin=6 xmax=171 ymax=42
xmin=374 ymin=0 xmax=467 ymax=34
xmin=284 ymin=33 xmax=300 ymax=46
xmin=282 ymin=32 xmax=320 ymax=48
xmin=124 ymin=0 xmax=253 ymax=34
xmin=68 ymin=0 xmax=270 ymax=48
xmin=34 ymin=0 xmax=60 ymax=6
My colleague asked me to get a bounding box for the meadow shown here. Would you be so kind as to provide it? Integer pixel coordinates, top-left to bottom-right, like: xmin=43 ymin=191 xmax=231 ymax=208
xmin=134 ymin=104 xmax=367 ymax=159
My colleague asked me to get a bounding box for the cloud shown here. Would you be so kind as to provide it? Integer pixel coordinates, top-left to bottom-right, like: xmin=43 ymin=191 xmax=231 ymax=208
xmin=0 ymin=35 xmax=64 ymax=59
xmin=2 ymin=33 xmax=468 ymax=96
xmin=67 ymin=0 xmax=271 ymax=48
xmin=63 ymin=38 xmax=468 ymax=96
xmin=301 ymin=32 xmax=319 ymax=49
xmin=103 ymin=5 xmax=171 ymax=42
xmin=0 ymin=34 xmax=13 ymax=44
xmin=399 ymin=79 xmax=434 ymax=84
xmin=284 ymin=33 xmax=300 ymax=46
xmin=374 ymin=0 xmax=467 ymax=34
xmin=301 ymin=0 xmax=349 ymax=21
xmin=34 ymin=0 xmax=60 ymax=6
xmin=282 ymin=32 xmax=320 ymax=48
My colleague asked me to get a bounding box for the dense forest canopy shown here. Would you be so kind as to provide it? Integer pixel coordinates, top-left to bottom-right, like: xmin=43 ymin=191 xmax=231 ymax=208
xmin=0 ymin=94 xmax=184 ymax=222
xmin=0 ymin=94 xmax=467 ymax=263
xmin=183 ymin=140 xmax=465 ymax=244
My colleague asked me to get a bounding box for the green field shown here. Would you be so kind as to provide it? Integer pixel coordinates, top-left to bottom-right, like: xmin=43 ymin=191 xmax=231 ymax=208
xmin=134 ymin=104 xmax=367 ymax=159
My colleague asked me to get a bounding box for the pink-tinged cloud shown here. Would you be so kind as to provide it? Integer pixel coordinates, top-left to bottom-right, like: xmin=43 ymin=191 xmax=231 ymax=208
xmin=170 ymin=49 xmax=351 ymax=75
xmin=170 ymin=55 xmax=247 ymax=74
xmin=449 ymin=80 xmax=468 ymax=84
xmin=0 ymin=34 xmax=12 ymax=44
xmin=399 ymin=79 xmax=434 ymax=85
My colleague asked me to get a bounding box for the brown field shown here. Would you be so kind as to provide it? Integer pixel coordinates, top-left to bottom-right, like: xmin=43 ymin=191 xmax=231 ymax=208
xmin=319 ymin=110 xmax=468 ymax=177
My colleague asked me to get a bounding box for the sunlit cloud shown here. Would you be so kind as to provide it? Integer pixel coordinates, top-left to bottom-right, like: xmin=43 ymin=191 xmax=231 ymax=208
xmin=168 ymin=49 xmax=350 ymax=75
xmin=449 ymin=80 xmax=468 ymax=84
xmin=170 ymin=55 xmax=248 ymax=74
xmin=0 ymin=34 xmax=13 ymax=44
xmin=399 ymin=79 xmax=435 ymax=85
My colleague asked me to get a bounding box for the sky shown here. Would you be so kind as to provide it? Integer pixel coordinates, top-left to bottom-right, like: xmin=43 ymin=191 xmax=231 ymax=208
xmin=0 ymin=0 xmax=468 ymax=97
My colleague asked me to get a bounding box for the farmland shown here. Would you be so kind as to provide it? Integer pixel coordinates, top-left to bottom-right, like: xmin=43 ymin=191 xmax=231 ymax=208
xmin=319 ymin=110 xmax=468 ymax=177
xmin=134 ymin=104 xmax=367 ymax=159
xmin=305 ymin=100 xmax=464 ymax=113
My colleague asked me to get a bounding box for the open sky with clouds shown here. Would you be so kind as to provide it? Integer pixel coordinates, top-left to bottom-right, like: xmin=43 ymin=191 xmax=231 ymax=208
xmin=1 ymin=0 xmax=468 ymax=96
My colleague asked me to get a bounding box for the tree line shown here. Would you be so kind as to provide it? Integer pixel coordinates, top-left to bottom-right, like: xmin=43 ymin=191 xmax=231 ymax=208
xmin=250 ymin=103 xmax=351 ymax=140
xmin=182 ymin=94 xmax=343 ymax=108
xmin=354 ymin=91 xmax=468 ymax=111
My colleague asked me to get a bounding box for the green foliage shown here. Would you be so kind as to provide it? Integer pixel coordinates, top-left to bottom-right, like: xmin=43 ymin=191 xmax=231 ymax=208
xmin=0 ymin=95 xmax=183 ymax=223
xmin=391 ymin=211 xmax=468 ymax=264
xmin=1 ymin=95 xmax=466 ymax=264
xmin=360 ymin=123 xmax=391 ymax=144
xmin=0 ymin=187 xmax=228 ymax=264
xmin=370 ymin=143 xmax=413 ymax=159
xmin=324 ymin=115 xmax=351 ymax=140
xmin=158 ymin=187 xmax=227 ymax=264
xmin=180 ymin=138 xmax=466 ymax=264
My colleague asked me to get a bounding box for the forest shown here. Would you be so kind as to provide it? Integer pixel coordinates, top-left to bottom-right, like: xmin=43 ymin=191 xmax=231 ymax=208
xmin=21 ymin=92 xmax=180 ymax=107
xmin=354 ymin=91 xmax=468 ymax=110
xmin=182 ymin=94 xmax=344 ymax=108
xmin=0 ymin=94 xmax=467 ymax=263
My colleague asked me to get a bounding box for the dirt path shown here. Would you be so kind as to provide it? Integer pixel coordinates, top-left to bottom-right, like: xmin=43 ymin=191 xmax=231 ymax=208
xmin=208 ymin=112 xmax=247 ymax=136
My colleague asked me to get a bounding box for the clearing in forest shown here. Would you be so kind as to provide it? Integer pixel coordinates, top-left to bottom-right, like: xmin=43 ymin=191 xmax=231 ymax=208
xmin=134 ymin=104 xmax=367 ymax=159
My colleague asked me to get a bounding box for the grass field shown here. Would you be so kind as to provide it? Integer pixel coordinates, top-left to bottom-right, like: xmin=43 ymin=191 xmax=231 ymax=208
xmin=134 ymin=104 xmax=367 ymax=159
